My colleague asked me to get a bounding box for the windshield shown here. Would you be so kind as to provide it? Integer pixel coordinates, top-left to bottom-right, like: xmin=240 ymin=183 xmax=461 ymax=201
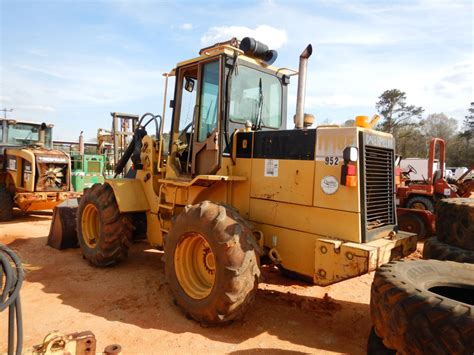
xmin=7 ymin=123 xmax=53 ymax=148
xmin=229 ymin=64 xmax=282 ymax=129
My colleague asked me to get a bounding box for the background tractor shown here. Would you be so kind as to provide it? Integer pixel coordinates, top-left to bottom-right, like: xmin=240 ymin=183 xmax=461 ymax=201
xmin=69 ymin=132 xmax=106 ymax=193
xmin=0 ymin=118 xmax=80 ymax=221
xmin=396 ymin=138 xmax=473 ymax=238
xmin=75 ymin=37 xmax=417 ymax=325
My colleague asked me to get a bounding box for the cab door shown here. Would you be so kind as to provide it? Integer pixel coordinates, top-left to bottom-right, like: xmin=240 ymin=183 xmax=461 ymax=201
xmin=191 ymin=58 xmax=222 ymax=175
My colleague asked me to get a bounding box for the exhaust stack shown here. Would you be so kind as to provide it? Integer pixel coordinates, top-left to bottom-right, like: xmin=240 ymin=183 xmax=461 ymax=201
xmin=79 ymin=131 xmax=84 ymax=155
xmin=38 ymin=122 xmax=47 ymax=146
xmin=294 ymin=44 xmax=313 ymax=129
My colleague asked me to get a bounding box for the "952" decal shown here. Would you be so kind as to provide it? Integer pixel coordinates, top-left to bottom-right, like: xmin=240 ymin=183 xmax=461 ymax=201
xmin=324 ymin=156 xmax=339 ymax=165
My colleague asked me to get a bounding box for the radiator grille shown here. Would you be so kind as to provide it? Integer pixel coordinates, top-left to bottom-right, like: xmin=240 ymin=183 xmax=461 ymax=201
xmin=364 ymin=145 xmax=395 ymax=229
xmin=36 ymin=163 xmax=69 ymax=191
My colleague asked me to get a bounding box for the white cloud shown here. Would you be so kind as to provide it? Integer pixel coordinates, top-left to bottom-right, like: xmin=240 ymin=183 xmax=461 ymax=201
xmin=13 ymin=64 xmax=67 ymax=79
xmin=180 ymin=23 xmax=193 ymax=30
xmin=201 ymin=25 xmax=287 ymax=49
xmin=16 ymin=104 xmax=56 ymax=112
xmin=0 ymin=96 xmax=13 ymax=103
xmin=4 ymin=59 xmax=164 ymax=106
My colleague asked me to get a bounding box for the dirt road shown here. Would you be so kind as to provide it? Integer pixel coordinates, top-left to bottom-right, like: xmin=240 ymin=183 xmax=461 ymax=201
xmin=1 ymin=212 xmax=380 ymax=354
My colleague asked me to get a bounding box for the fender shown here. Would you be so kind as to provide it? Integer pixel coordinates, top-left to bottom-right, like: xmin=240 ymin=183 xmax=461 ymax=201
xmin=106 ymin=179 xmax=150 ymax=212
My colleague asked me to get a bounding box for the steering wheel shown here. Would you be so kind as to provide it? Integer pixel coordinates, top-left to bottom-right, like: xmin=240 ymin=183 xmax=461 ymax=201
xmin=407 ymin=164 xmax=417 ymax=175
xmin=175 ymin=122 xmax=193 ymax=154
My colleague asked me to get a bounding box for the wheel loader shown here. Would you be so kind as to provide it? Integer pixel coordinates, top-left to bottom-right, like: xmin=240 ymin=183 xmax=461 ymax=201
xmin=75 ymin=37 xmax=417 ymax=325
xmin=0 ymin=118 xmax=80 ymax=221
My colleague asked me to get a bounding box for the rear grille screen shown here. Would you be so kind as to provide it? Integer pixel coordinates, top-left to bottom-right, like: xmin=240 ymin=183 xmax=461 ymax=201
xmin=363 ymin=145 xmax=395 ymax=229
xmin=87 ymin=161 xmax=101 ymax=173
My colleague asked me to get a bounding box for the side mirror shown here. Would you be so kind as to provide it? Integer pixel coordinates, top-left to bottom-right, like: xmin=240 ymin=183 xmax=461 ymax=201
xmin=343 ymin=146 xmax=358 ymax=162
xmin=185 ymin=77 xmax=195 ymax=92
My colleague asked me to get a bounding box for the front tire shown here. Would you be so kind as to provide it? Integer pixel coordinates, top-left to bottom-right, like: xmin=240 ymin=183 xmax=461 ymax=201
xmin=77 ymin=183 xmax=133 ymax=267
xmin=165 ymin=201 xmax=261 ymax=326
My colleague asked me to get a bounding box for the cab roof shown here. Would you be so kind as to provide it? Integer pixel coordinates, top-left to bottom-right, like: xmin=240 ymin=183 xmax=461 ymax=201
xmin=0 ymin=118 xmax=54 ymax=127
xmin=168 ymin=43 xmax=295 ymax=77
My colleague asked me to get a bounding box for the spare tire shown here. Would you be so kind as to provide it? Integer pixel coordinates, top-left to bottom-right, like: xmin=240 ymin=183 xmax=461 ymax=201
xmin=436 ymin=198 xmax=474 ymax=251
xmin=370 ymin=260 xmax=474 ymax=354
xmin=423 ymin=237 xmax=474 ymax=264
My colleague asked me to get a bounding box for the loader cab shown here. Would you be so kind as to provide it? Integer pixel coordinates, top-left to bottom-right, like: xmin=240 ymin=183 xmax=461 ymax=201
xmin=170 ymin=57 xmax=222 ymax=176
xmin=169 ymin=40 xmax=288 ymax=178
xmin=0 ymin=119 xmax=53 ymax=149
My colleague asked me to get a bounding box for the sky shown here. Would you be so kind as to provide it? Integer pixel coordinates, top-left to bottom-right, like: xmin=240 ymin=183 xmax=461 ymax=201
xmin=1 ymin=0 xmax=473 ymax=142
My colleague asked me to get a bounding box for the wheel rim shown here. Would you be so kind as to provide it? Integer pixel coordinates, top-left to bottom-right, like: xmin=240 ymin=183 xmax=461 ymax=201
xmin=174 ymin=232 xmax=216 ymax=300
xmin=400 ymin=216 xmax=422 ymax=234
xmin=81 ymin=204 xmax=101 ymax=248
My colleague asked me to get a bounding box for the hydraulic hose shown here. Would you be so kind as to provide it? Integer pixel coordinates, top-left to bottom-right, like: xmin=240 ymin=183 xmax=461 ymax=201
xmin=0 ymin=244 xmax=24 ymax=355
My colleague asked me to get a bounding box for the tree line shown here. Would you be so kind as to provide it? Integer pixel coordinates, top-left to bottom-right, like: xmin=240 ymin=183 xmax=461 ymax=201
xmin=374 ymin=89 xmax=473 ymax=167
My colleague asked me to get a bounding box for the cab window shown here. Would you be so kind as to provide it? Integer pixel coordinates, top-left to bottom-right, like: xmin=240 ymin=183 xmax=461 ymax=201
xmin=198 ymin=61 xmax=219 ymax=142
xmin=229 ymin=64 xmax=282 ymax=129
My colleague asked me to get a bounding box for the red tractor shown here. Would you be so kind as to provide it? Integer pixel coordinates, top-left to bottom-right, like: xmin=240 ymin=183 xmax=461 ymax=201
xmin=396 ymin=138 xmax=473 ymax=238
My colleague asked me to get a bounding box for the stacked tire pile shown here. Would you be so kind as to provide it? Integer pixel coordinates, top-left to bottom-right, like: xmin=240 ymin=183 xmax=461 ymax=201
xmin=423 ymin=198 xmax=474 ymax=263
xmin=368 ymin=198 xmax=474 ymax=354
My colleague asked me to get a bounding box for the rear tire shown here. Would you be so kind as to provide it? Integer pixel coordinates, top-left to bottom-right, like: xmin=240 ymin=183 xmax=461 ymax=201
xmin=398 ymin=213 xmax=427 ymax=239
xmin=423 ymin=237 xmax=474 ymax=263
xmin=370 ymin=260 xmax=474 ymax=354
xmin=406 ymin=195 xmax=434 ymax=213
xmin=436 ymin=198 xmax=474 ymax=251
xmin=0 ymin=185 xmax=14 ymax=222
xmin=165 ymin=201 xmax=261 ymax=326
xmin=77 ymin=183 xmax=133 ymax=267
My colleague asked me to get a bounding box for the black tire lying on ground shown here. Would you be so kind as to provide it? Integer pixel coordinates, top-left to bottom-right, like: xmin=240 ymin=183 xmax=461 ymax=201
xmin=423 ymin=237 xmax=474 ymax=264
xmin=0 ymin=185 xmax=14 ymax=222
xmin=165 ymin=201 xmax=261 ymax=326
xmin=77 ymin=183 xmax=134 ymax=267
xmin=436 ymin=198 xmax=474 ymax=251
xmin=367 ymin=327 xmax=396 ymax=355
xmin=370 ymin=260 xmax=474 ymax=355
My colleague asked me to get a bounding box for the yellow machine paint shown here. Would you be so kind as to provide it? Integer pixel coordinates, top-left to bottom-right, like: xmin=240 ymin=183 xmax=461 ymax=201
xmin=0 ymin=119 xmax=80 ymax=219
xmin=95 ymin=39 xmax=416 ymax=286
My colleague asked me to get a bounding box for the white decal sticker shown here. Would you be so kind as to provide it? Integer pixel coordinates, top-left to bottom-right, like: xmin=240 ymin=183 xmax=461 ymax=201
xmin=444 ymin=188 xmax=451 ymax=197
xmin=8 ymin=158 xmax=17 ymax=171
xmin=321 ymin=175 xmax=339 ymax=195
xmin=37 ymin=156 xmax=68 ymax=164
xmin=264 ymin=159 xmax=279 ymax=177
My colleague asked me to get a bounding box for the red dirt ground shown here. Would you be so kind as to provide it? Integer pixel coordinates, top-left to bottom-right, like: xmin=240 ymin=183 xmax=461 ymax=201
xmin=0 ymin=211 xmax=422 ymax=354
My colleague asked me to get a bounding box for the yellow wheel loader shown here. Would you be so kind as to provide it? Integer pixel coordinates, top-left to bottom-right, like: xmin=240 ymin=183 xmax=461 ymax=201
xmin=76 ymin=37 xmax=417 ymax=325
xmin=0 ymin=119 xmax=80 ymax=221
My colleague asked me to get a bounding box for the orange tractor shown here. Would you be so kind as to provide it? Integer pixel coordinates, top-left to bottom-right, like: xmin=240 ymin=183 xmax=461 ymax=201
xmin=396 ymin=138 xmax=473 ymax=238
